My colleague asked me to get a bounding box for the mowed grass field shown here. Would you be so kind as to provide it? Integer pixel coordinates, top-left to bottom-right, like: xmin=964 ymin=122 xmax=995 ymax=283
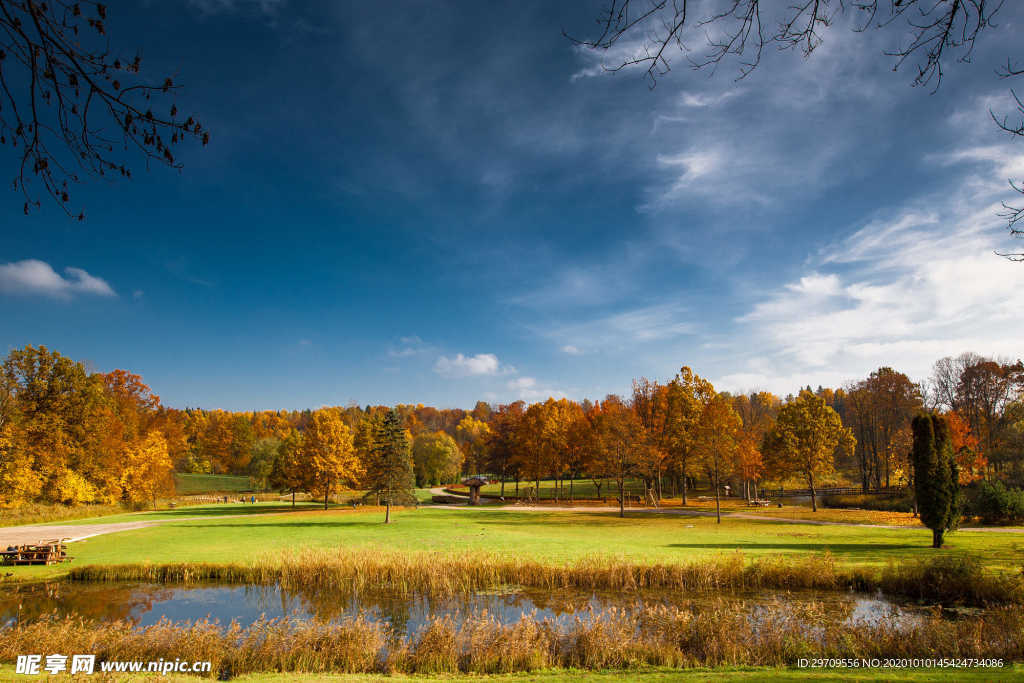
xmin=4 ymin=502 xmax=1024 ymax=582
xmin=172 ymin=473 xmax=253 ymax=494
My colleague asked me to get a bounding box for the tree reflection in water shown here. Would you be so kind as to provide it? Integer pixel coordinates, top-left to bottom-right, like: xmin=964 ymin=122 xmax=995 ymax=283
xmin=1 ymin=581 xmax=919 ymax=636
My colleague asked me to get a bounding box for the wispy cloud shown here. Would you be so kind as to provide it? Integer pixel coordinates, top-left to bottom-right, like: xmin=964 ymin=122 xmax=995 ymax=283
xmin=434 ymin=353 xmax=511 ymax=378
xmin=506 ymin=376 xmax=566 ymax=401
xmin=187 ymin=0 xmax=285 ymax=15
xmin=536 ymin=302 xmax=695 ymax=352
xmin=389 ymin=335 xmax=430 ymax=358
xmin=723 ymin=143 xmax=1024 ymax=394
xmin=0 ymin=260 xmax=116 ymax=299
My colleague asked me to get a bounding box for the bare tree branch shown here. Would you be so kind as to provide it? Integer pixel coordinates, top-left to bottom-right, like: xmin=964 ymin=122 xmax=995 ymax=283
xmin=570 ymin=0 xmax=1024 ymax=261
xmin=0 ymin=0 xmax=207 ymax=219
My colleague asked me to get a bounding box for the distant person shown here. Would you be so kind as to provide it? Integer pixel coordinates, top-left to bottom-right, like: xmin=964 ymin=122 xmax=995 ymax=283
xmin=250 ymin=495 xmax=256 ymax=504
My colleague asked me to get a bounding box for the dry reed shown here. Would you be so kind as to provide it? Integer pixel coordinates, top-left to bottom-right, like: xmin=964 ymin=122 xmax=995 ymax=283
xmin=68 ymin=549 xmax=1019 ymax=606
xmin=1 ymin=601 xmax=1020 ymax=677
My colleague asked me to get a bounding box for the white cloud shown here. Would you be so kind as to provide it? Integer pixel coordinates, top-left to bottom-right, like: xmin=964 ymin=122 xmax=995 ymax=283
xmin=434 ymin=353 xmax=506 ymax=378
xmin=561 ymin=345 xmax=582 ymax=355
xmin=0 ymin=259 xmax=116 ymax=299
xmin=727 ymin=145 xmax=1024 ymax=393
xmin=507 ymin=376 xmax=566 ymax=401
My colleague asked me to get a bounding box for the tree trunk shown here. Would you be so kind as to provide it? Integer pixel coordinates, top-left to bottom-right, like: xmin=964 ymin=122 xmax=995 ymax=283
xmin=500 ymin=478 xmax=505 ymax=497
xmin=681 ymin=465 xmax=688 ymax=506
xmin=385 ymin=499 xmax=391 ymax=524
xmin=714 ymin=457 xmax=721 ymax=524
xmin=932 ymin=528 xmax=943 ymax=548
xmin=291 ymin=491 xmax=295 ymax=508
xmin=808 ymin=472 xmax=817 ymax=512
xmin=570 ymin=476 xmax=574 ymax=503
xmin=618 ymin=479 xmax=625 ymax=518
xmin=323 ymin=487 xmax=328 ymax=510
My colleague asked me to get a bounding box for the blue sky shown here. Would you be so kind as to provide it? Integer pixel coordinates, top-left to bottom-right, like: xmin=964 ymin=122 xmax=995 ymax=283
xmin=1 ymin=0 xmax=1023 ymax=410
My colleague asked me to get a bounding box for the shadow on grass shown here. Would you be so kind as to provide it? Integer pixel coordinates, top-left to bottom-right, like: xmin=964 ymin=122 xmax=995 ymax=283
xmin=667 ymin=542 xmax=921 ymax=553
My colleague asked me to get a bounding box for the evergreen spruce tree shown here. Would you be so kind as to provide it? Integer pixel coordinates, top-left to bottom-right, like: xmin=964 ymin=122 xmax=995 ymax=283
xmin=366 ymin=408 xmax=416 ymax=523
xmin=911 ymin=413 xmax=961 ymax=548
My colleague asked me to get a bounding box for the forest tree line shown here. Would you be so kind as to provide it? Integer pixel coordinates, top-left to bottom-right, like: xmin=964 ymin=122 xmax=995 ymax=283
xmin=0 ymin=345 xmax=1022 ymax=509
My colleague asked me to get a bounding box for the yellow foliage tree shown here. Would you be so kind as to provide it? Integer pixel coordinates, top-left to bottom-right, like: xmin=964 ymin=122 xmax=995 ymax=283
xmin=123 ymin=431 xmax=174 ymax=509
xmin=304 ymin=408 xmax=361 ymax=509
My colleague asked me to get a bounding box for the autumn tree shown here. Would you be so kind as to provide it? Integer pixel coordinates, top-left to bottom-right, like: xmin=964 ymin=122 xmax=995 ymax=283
xmin=303 ymin=408 xmax=360 ymax=510
xmin=122 ymin=430 xmax=173 ymax=509
xmin=843 ymin=368 xmax=923 ymax=490
xmin=455 ymin=415 xmax=491 ymax=476
xmin=485 ymin=401 xmax=524 ymax=497
xmin=270 ymin=429 xmax=309 ymax=507
xmin=911 ymin=413 xmax=962 ymax=547
xmin=1 ymin=345 xmax=97 ymax=503
xmin=632 ymin=378 xmax=672 ymax=501
xmin=694 ymin=393 xmax=741 ymax=523
xmin=366 ymin=408 xmax=416 ymax=523
xmin=591 ymin=395 xmax=641 ymax=518
xmin=515 ymin=401 xmax=550 ymax=498
xmin=764 ymin=390 xmax=854 ymax=512
xmin=0 ymin=0 xmax=207 ymax=217
xmin=732 ymin=391 xmax=778 ymax=499
xmin=664 ymin=367 xmax=714 ymax=505
xmin=947 ymin=410 xmax=985 ymax=484
xmin=412 ymin=430 xmax=463 ymax=487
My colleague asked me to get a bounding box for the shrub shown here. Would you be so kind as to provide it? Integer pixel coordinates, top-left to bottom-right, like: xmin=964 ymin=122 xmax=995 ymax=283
xmin=821 ymin=493 xmax=913 ymax=513
xmin=965 ymin=480 xmax=1024 ymax=525
xmin=880 ymin=554 xmax=1024 ymax=605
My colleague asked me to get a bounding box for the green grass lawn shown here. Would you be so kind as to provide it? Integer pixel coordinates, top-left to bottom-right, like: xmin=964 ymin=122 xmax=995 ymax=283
xmin=4 ymin=502 xmax=1024 ymax=582
xmin=173 ymin=473 xmax=253 ymax=494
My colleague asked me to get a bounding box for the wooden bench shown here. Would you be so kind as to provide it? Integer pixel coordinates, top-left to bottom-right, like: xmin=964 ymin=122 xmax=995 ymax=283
xmin=747 ymin=499 xmax=772 ymax=508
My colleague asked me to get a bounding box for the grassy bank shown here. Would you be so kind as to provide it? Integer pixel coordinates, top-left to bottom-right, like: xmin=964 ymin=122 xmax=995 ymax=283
xmin=5 ymin=505 xmax=1024 ymax=583
xmin=1 ymin=600 xmax=1020 ymax=678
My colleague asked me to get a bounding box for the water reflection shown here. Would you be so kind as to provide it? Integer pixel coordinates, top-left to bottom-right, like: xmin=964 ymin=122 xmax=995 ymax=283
xmin=0 ymin=581 xmax=927 ymax=636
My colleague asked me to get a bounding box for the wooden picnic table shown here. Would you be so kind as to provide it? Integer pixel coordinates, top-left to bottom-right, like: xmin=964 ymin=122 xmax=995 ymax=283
xmin=1 ymin=538 xmax=72 ymax=566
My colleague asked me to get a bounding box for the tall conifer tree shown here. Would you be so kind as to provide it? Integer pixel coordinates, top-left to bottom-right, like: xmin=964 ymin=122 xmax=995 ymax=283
xmin=367 ymin=408 xmax=416 ymax=523
xmin=912 ymin=413 xmax=961 ymax=548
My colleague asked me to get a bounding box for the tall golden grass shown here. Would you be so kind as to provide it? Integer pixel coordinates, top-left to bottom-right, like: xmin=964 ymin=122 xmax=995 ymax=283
xmin=1 ymin=602 xmax=1020 ymax=677
xmin=68 ymin=549 xmax=1021 ymax=606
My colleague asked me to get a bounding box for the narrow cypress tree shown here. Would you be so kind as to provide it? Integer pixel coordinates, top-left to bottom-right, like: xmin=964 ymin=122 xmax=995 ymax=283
xmin=911 ymin=413 xmax=960 ymax=548
xmin=367 ymin=408 xmax=416 ymax=524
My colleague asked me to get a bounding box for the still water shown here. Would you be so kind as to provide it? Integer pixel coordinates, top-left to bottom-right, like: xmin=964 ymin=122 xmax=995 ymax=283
xmin=0 ymin=581 xmax=927 ymax=635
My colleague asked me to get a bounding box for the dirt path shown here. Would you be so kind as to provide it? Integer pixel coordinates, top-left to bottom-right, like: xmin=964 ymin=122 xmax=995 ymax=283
xmin=0 ymin=513 xmax=289 ymax=547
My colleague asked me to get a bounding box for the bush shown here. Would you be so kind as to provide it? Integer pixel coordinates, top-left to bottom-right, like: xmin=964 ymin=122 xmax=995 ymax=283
xmin=965 ymin=480 xmax=1024 ymax=525
xmin=821 ymin=493 xmax=913 ymax=513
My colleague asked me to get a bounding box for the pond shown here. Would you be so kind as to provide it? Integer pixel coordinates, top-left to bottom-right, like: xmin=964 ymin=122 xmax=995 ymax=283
xmin=0 ymin=581 xmax=931 ymax=635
